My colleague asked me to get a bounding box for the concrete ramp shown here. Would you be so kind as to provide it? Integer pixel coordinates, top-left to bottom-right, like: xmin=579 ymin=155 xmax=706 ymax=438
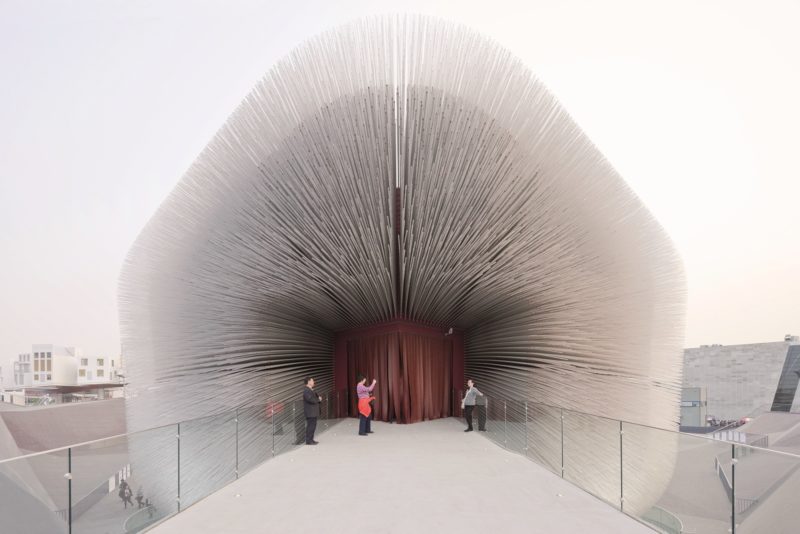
xmin=0 ymin=399 xmax=126 ymax=454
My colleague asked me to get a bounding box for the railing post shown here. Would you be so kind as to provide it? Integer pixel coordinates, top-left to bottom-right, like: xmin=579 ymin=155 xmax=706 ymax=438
xmin=503 ymin=400 xmax=508 ymax=446
xmin=235 ymin=408 xmax=239 ymax=480
xmin=560 ymin=408 xmax=565 ymax=478
xmin=270 ymin=403 xmax=275 ymax=457
xmin=524 ymin=401 xmax=528 ymax=453
xmin=67 ymin=447 xmax=72 ymax=534
xmin=619 ymin=421 xmax=624 ymax=512
xmin=731 ymin=443 xmax=737 ymax=534
xmin=176 ymin=422 xmax=181 ymax=512
xmin=322 ymin=393 xmax=327 ymax=429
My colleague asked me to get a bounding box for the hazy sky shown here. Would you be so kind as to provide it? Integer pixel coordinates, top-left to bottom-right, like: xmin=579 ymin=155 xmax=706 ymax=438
xmin=1 ymin=0 xmax=798 ymax=384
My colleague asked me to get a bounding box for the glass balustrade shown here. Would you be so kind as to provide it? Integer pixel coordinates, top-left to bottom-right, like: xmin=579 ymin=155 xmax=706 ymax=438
xmin=2 ymin=389 xmax=796 ymax=534
xmin=453 ymin=392 xmax=798 ymax=534
xmin=622 ymin=421 xmax=730 ymax=534
xmin=0 ymin=390 xmax=346 ymax=533
xmin=525 ymin=402 xmax=562 ymax=476
xmin=733 ymin=443 xmax=800 ymax=534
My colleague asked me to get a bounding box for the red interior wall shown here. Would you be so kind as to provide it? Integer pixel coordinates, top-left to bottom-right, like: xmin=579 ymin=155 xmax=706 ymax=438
xmin=333 ymin=320 xmax=465 ymax=400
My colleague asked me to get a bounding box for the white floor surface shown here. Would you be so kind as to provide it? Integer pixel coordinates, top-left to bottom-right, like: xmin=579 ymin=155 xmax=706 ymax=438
xmin=148 ymin=417 xmax=653 ymax=534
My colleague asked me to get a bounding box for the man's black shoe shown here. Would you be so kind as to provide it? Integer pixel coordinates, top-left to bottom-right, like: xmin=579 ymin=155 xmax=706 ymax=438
xmin=367 ymin=431 xmax=374 ymax=434
xmin=464 ymin=428 xmax=473 ymax=432
xmin=306 ymin=441 xmax=318 ymax=445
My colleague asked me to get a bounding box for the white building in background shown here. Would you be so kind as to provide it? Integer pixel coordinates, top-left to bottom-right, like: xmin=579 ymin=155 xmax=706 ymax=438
xmin=76 ymin=353 xmax=121 ymax=383
xmin=12 ymin=344 xmax=121 ymax=387
xmin=13 ymin=352 xmax=32 ymax=387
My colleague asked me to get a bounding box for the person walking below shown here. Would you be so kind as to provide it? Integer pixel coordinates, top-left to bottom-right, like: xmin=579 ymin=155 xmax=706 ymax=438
xmin=303 ymin=377 xmax=322 ymax=445
xmin=356 ymin=375 xmax=377 ymax=435
xmin=461 ymin=379 xmax=484 ymax=432
xmin=118 ymin=480 xmax=129 ymax=508
xmin=119 ymin=480 xmax=134 ymax=508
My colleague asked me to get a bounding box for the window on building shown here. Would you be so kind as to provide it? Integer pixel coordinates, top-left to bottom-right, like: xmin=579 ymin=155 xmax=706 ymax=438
xmin=47 ymin=352 xmax=52 ymax=358
xmin=79 ymin=369 xmax=86 ymax=377
xmin=112 ymin=360 xmax=115 ymax=367
xmin=34 ymin=361 xmax=40 ymax=372
xmin=34 ymin=352 xmax=39 ymax=357
xmin=46 ymin=360 xmax=52 ymax=371
xmin=97 ymin=369 xmax=105 ymax=378
xmin=46 ymin=374 xmax=51 ymax=381
xmin=80 ymin=358 xmax=88 ymax=366
xmin=97 ymin=358 xmax=104 ymax=366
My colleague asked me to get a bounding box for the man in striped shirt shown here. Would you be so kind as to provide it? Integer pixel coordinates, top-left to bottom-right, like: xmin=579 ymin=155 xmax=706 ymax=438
xmin=461 ymin=379 xmax=484 ymax=432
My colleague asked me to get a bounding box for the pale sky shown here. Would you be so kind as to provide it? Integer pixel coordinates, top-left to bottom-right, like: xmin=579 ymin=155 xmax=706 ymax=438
xmin=1 ymin=0 xmax=798 ymax=385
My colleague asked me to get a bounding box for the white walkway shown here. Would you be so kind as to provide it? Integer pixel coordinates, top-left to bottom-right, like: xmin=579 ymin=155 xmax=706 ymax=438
xmin=148 ymin=418 xmax=653 ymax=534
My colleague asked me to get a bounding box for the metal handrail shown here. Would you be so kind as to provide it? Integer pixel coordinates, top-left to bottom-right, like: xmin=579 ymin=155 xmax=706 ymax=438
xmin=463 ymin=392 xmax=800 ymax=462
xmin=5 ymin=389 xmax=800 ymax=465
xmin=0 ymin=389 xmax=347 ymax=466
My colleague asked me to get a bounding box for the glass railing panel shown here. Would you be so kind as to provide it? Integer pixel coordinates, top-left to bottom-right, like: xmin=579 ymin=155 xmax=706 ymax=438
xmin=562 ymin=409 xmax=620 ymax=508
xmin=273 ymin=400 xmax=305 ymax=455
xmin=237 ymin=405 xmax=271 ymax=479
xmin=483 ymin=396 xmax=506 ymax=448
xmin=317 ymin=392 xmax=334 ymax=433
xmin=0 ymin=449 xmax=69 ymax=533
xmin=265 ymin=398 xmax=290 ymax=455
xmin=71 ymin=434 xmax=131 ymax=533
xmin=505 ymin=399 xmax=526 ymax=454
xmin=71 ymin=425 xmax=177 ymax=533
xmin=473 ymin=400 xmax=487 ymax=435
xmin=0 ymin=395 xmax=347 ymax=534
xmin=622 ymin=422 xmax=731 ymax=534
xmin=733 ymin=444 xmax=800 ymax=534
xmin=525 ymin=402 xmax=562 ymax=476
xmin=179 ymin=410 xmax=236 ymax=509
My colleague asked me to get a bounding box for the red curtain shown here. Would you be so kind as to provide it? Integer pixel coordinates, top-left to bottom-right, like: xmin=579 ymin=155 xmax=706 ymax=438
xmin=347 ymin=332 xmax=452 ymax=424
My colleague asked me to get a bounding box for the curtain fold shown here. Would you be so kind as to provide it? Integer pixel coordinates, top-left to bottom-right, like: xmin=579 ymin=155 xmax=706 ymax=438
xmin=347 ymin=331 xmax=452 ymax=423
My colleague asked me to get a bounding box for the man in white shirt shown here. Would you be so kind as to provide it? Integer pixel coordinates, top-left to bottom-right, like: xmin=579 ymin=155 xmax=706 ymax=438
xmin=461 ymin=379 xmax=484 ymax=432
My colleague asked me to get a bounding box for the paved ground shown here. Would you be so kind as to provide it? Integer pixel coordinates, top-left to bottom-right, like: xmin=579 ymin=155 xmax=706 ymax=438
xmin=147 ymin=418 xmax=653 ymax=534
xmin=72 ymin=475 xmax=144 ymax=534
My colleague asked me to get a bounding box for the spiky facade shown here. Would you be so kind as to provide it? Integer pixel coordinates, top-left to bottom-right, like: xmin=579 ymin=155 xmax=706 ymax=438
xmin=119 ymin=16 xmax=685 ymax=513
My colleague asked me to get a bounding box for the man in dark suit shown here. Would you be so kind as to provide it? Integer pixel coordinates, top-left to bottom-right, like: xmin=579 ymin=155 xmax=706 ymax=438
xmin=303 ymin=377 xmax=322 ymax=445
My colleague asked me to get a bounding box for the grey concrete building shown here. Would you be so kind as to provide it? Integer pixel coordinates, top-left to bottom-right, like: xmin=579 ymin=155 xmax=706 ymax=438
xmin=683 ymin=338 xmax=800 ymax=421
xmin=680 ymin=386 xmax=708 ymax=427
